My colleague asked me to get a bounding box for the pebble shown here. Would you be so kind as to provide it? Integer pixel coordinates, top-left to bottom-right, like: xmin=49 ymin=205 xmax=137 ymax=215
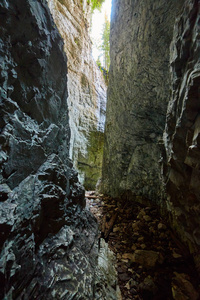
xmin=86 ymin=192 xmax=199 ymax=300
xmin=131 ymin=244 xmax=137 ymax=251
xmin=141 ymin=243 xmax=146 ymax=249
xmin=172 ymin=252 xmax=182 ymax=259
xmin=158 ymin=222 xmax=167 ymax=230
xmin=132 ymin=222 xmax=140 ymax=231
xmin=129 ymin=279 xmax=138 ymax=288
xmin=139 ymin=276 xmax=157 ymax=295
xmin=113 ymin=227 xmax=120 ymax=232
xmin=132 ymin=250 xmax=164 ymax=268
xmin=117 ymin=266 xmax=127 ymax=273
xmin=133 ymin=231 xmax=139 ymax=236
xmin=143 ymin=215 xmax=151 ymax=222
xmin=137 ymin=209 xmax=146 ymax=219
xmin=125 ymin=282 xmax=130 ymax=290
xmin=130 ymin=288 xmax=138 ymax=295
xmin=119 ymin=272 xmax=130 ymax=282
xmin=121 ymin=259 xmax=129 ymax=263
xmin=122 ymin=253 xmax=135 ymax=261
xmin=137 ymin=236 xmax=144 ymax=243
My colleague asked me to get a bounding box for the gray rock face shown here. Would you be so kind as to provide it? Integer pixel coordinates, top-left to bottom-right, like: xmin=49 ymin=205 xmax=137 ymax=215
xmin=101 ymin=0 xmax=200 ymax=274
xmin=163 ymin=0 xmax=200 ymax=271
xmin=47 ymin=0 xmax=107 ymax=190
xmin=0 ymin=0 xmax=117 ymax=298
xmin=101 ymin=0 xmax=184 ymax=202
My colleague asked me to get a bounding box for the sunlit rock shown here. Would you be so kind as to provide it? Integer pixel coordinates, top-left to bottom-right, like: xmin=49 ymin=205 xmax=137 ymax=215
xmin=47 ymin=0 xmax=107 ymax=189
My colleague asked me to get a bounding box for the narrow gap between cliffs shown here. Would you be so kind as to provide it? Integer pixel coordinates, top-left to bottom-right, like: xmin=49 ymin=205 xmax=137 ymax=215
xmin=85 ymin=191 xmax=200 ymax=300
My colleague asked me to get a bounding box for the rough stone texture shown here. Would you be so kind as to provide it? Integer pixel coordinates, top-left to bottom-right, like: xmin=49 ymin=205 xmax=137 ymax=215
xmin=163 ymin=0 xmax=200 ymax=272
xmin=47 ymin=0 xmax=107 ymax=190
xmin=101 ymin=0 xmax=200 ymax=276
xmin=101 ymin=0 xmax=184 ymax=202
xmin=172 ymin=272 xmax=199 ymax=300
xmin=95 ymin=239 xmax=122 ymax=300
xmin=0 ymin=1 xmax=118 ymax=298
xmin=131 ymin=250 xmax=164 ymax=269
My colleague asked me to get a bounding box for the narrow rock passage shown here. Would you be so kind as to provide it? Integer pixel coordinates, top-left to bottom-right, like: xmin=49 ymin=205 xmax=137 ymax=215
xmin=86 ymin=191 xmax=200 ymax=300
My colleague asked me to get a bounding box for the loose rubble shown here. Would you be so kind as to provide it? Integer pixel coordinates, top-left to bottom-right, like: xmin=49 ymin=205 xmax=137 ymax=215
xmin=86 ymin=191 xmax=200 ymax=300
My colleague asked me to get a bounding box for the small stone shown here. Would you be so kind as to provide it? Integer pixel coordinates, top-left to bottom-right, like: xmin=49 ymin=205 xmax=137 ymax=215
xmin=139 ymin=265 xmax=143 ymax=269
xmin=145 ymin=207 xmax=151 ymax=211
xmin=113 ymin=226 xmax=120 ymax=232
xmin=119 ymin=272 xmax=130 ymax=282
xmin=121 ymin=259 xmax=129 ymax=263
xmin=137 ymin=209 xmax=146 ymax=219
xmin=133 ymin=232 xmax=139 ymax=237
xmin=122 ymin=240 xmax=128 ymax=244
xmin=132 ymin=250 xmax=164 ymax=268
xmin=128 ymin=268 xmax=134 ymax=274
xmin=172 ymin=252 xmax=182 ymax=259
xmin=130 ymin=288 xmax=138 ymax=295
xmin=143 ymin=215 xmax=151 ymax=222
xmin=156 ymin=246 xmax=164 ymax=251
xmin=131 ymin=244 xmax=137 ymax=251
xmin=132 ymin=222 xmax=140 ymax=231
xmin=117 ymin=253 xmax=122 ymax=259
xmin=137 ymin=236 xmax=144 ymax=243
xmin=129 ymin=279 xmax=138 ymax=288
xmin=135 ymin=273 xmax=141 ymax=278
xmin=139 ymin=276 xmax=157 ymax=295
xmin=125 ymin=282 xmax=130 ymax=290
xmin=122 ymin=253 xmax=135 ymax=261
xmin=158 ymin=223 xmax=167 ymax=230
xmin=117 ymin=265 xmax=127 ymax=273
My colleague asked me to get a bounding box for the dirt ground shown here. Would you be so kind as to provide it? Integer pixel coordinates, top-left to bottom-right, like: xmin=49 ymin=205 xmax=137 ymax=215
xmin=86 ymin=191 xmax=200 ymax=300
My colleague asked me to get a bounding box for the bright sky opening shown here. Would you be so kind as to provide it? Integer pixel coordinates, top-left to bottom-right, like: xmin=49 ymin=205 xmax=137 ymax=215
xmin=90 ymin=0 xmax=112 ymax=61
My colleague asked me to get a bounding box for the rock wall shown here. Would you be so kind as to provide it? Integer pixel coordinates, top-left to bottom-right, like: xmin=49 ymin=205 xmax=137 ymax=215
xmin=47 ymin=0 xmax=107 ymax=190
xmin=101 ymin=0 xmax=184 ymax=202
xmin=101 ymin=0 xmax=200 ymax=273
xmin=163 ymin=0 xmax=200 ymax=272
xmin=0 ymin=1 xmax=118 ymax=298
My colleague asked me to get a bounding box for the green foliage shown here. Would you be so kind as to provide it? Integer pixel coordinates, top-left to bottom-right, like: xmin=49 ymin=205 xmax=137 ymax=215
xmin=96 ymin=57 xmax=109 ymax=84
xmin=96 ymin=57 xmax=102 ymax=68
xmin=88 ymin=0 xmax=105 ymax=12
xmin=100 ymin=14 xmax=110 ymax=71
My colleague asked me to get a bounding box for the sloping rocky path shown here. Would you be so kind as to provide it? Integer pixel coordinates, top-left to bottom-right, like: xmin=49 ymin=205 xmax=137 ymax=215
xmin=86 ymin=191 xmax=200 ymax=300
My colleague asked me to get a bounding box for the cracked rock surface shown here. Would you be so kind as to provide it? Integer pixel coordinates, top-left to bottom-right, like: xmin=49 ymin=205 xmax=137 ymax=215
xmin=0 ymin=1 xmax=118 ymax=298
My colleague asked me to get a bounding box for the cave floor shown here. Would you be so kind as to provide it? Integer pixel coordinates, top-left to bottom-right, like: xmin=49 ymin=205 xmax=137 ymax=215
xmin=86 ymin=191 xmax=200 ymax=300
